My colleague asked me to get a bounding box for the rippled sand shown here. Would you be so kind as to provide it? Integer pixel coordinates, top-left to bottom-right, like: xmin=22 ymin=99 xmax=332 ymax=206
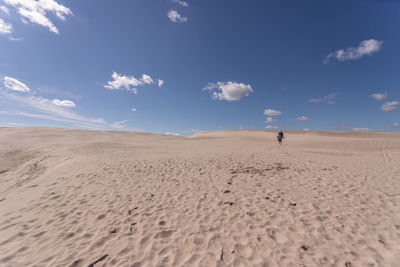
xmin=0 ymin=127 xmax=399 ymax=266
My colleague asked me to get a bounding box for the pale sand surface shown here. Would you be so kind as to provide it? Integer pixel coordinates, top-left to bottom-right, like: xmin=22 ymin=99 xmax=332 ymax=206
xmin=0 ymin=127 xmax=400 ymax=266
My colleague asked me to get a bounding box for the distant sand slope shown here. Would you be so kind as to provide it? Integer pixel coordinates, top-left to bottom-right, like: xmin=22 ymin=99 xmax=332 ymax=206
xmin=0 ymin=128 xmax=399 ymax=266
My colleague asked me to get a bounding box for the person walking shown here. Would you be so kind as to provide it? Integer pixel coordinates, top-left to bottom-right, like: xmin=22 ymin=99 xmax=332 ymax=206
xmin=277 ymin=130 xmax=284 ymax=144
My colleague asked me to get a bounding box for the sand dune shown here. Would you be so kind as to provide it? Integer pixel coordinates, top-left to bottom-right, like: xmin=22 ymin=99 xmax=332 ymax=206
xmin=0 ymin=127 xmax=399 ymax=266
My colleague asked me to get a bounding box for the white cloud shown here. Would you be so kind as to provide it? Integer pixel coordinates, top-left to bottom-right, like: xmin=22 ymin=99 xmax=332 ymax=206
xmin=131 ymin=108 xmax=136 ymax=112
xmin=0 ymin=6 xmax=10 ymax=14
xmin=141 ymin=74 xmax=153 ymax=85
xmin=168 ymin=10 xmax=187 ymax=22
xmin=171 ymin=0 xmax=188 ymax=7
xmin=265 ymin=117 xmax=275 ymax=123
xmin=165 ymin=132 xmax=180 ymax=136
xmin=51 ymin=99 xmax=75 ymax=107
xmin=3 ymin=76 xmax=30 ymax=92
xmin=324 ymin=39 xmax=383 ymax=64
xmin=0 ymin=18 xmax=12 ymax=34
xmin=295 ymin=116 xmax=309 ymax=121
xmin=381 ymin=101 xmax=399 ymax=112
xmin=104 ymin=72 xmax=155 ymax=94
xmin=203 ymin=81 xmax=253 ymax=101
xmin=352 ymin=128 xmax=372 ymax=132
xmin=111 ymin=120 xmax=127 ymax=129
xmin=4 ymin=0 xmax=72 ymax=34
xmin=8 ymin=122 xmax=26 ymax=126
xmin=392 ymin=123 xmax=400 ymax=128
xmin=309 ymin=93 xmax=338 ymax=104
xmin=158 ymin=79 xmax=164 ymax=87
xmin=265 ymin=125 xmax=278 ymax=129
xmin=9 ymin=36 xmax=23 ymax=41
xmin=0 ymin=91 xmax=107 ymax=128
xmin=370 ymin=93 xmax=388 ymax=101
xmin=264 ymin=109 xmax=282 ymax=116
xmin=303 ymin=128 xmax=310 ymax=131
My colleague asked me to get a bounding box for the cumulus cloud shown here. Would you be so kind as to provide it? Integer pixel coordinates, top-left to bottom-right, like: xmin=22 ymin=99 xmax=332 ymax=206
xmin=171 ymin=0 xmax=188 ymax=6
xmin=131 ymin=108 xmax=136 ymax=112
xmin=295 ymin=116 xmax=309 ymax=121
xmin=0 ymin=5 xmax=10 ymax=14
xmin=3 ymin=76 xmax=30 ymax=92
xmin=265 ymin=125 xmax=278 ymax=129
xmin=141 ymin=74 xmax=153 ymax=85
xmin=4 ymin=0 xmax=72 ymax=34
xmin=381 ymin=101 xmax=399 ymax=112
xmin=158 ymin=79 xmax=164 ymax=87
xmin=265 ymin=117 xmax=275 ymax=123
xmin=324 ymin=39 xmax=383 ymax=64
xmin=370 ymin=93 xmax=388 ymax=101
xmin=309 ymin=93 xmax=338 ymax=104
xmin=203 ymin=81 xmax=253 ymax=101
xmin=392 ymin=123 xmax=400 ymax=128
xmin=168 ymin=10 xmax=187 ymax=22
xmin=51 ymin=99 xmax=75 ymax=107
xmin=0 ymin=18 xmax=12 ymax=34
xmin=264 ymin=109 xmax=282 ymax=116
xmin=303 ymin=128 xmax=310 ymax=131
xmin=104 ymin=72 xmax=156 ymax=94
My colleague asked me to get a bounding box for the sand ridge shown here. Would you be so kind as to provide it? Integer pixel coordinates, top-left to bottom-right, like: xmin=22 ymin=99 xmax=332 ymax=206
xmin=0 ymin=127 xmax=399 ymax=266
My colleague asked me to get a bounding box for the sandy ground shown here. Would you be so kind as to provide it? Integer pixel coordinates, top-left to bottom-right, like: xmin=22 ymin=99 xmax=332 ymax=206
xmin=0 ymin=127 xmax=399 ymax=266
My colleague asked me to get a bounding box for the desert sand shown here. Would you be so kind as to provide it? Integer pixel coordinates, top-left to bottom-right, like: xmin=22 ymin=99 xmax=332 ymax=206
xmin=0 ymin=127 xmax=399 ymax=266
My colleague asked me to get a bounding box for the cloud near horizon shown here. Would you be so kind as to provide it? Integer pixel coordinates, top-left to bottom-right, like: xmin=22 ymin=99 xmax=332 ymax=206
xmin=0 ymin=91 xmax=108 ymax=128
xmin=352 ymin=128 xmax=372 ymax=132
xmin=203 ymin=81 xmax=253 ymax=101
xmin=167 ymin=10 xmax=187 ymax=22
xmin=265 ymin=125 xmax=278 ymax=129
xmin=324 ymin=39 xmax=383 ymax=64
xmin=3 ymin=0 xmax=72 ymax=34
xmin=295 ymin=115 xmax=309 ymax=121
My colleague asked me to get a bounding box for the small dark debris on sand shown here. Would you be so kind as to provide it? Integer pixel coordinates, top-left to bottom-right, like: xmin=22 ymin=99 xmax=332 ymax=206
xmin=0 ymin=170 xmax=9 ymax=175
xmin=88 ymin=254 xmax=108 ymax=267
xmin=223 ymin=190 xmax=231 ymax=194
xmin=128 ymin=207 xmax=138 ymax=215
xmin=301 ymin=245 xmax=309 ymax=251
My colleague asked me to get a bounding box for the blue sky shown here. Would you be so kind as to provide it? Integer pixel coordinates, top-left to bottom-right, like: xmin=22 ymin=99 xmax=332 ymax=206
xmin=0 ymin=0 xmax=399 ymax=135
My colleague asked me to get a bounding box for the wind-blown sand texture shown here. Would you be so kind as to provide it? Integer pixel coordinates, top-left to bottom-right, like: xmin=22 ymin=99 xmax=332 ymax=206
xmin=0 ymin=127 xmax=399 ymax=266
